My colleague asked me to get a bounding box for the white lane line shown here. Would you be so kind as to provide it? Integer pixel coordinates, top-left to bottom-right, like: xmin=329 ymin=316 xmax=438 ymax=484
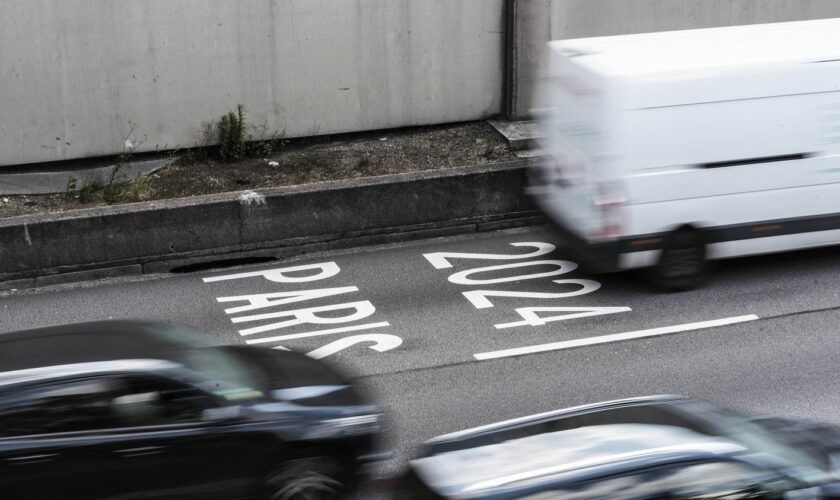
xmin=245 ymin=321 xmax=390 ymax=345
xmin=473 ymin=315 xmax=759 ymax=361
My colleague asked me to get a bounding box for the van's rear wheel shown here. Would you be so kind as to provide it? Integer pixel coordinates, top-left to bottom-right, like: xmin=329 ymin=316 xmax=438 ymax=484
xmin=651 ymin=230 xmax=707 ymax=291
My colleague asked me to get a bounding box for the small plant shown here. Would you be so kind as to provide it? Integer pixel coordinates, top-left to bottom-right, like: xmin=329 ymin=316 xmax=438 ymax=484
xmin=77 ymin=175 xmax=104 ymax=204
xmin=69 ymin=170 xmax=152 ymax=205
xmin=63 ymin=176 xmax=78 ymax=202
xmin=103 ymin=160 xmax=127 ymax=204
xmin=253 ymin=129 xmax=284 ymax=157
xmin=248 ymin=120 xmax=284 ymax=158
xmin=123 ymin=175 xmax=152 ymax=202
xmin=218 ymin=105 xmax=247 ymax=163
xmin=216 ymin=105 xmax=284 ymax=162
xmin=57 ymin=123 xmax=155 ymax=206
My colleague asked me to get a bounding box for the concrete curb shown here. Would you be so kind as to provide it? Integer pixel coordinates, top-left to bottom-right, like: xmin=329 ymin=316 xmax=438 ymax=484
xmin=0 ymin=159 xmax=543 ymax=289
xmin=0 ymin=158 xmax=173 ymax=195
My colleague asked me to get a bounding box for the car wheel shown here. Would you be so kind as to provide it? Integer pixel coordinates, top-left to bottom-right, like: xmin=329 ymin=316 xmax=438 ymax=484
xmin=651 ymin=229 xmax=708 ymax=291
xmin=264 ymin=456 xmax=347 ymax=500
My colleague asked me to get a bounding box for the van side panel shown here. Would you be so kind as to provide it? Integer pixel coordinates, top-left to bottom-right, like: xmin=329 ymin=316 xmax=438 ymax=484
xmin=620 ymin=92 xmax=840 ymax=264
xmin=622 ymin=93 xmax=821 ymax=176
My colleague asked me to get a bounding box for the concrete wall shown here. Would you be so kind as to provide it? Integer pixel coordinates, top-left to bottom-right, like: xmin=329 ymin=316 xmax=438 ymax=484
xmin=0 ymin=0 xmax=505 ymax=167
xmin=8 ymin=0 xmax=840 ymax=168
xmin=510 ymin=0 xmax=840 ymax=119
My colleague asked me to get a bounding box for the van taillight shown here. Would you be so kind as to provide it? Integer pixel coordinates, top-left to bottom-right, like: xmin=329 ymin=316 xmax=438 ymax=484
xmin=593 ymin=182 xmax=625 ymax=239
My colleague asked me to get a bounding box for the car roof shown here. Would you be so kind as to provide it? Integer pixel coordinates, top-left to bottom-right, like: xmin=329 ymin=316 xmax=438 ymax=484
xmin=427 ymin=395 xmax=686 ymax=447
xmin=0 ymin=359 xmax=183 ymax=390
xmin=0 ymin=320 xmax=208 ymax=373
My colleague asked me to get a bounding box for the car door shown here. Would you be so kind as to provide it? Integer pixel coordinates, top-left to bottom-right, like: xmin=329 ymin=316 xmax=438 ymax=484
xmin=0 ymin=392 xmax=67 ymax=498
xmin=0 ymin=377 xmax=123 ymax=499
xmin=523 ymin=459 xmax=809 ymax=499
xmin=99 ymin=374 xmax=278 ymax=500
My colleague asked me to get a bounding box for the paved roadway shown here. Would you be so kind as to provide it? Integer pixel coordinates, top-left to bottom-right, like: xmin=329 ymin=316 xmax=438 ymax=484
xmin=2 ymin=226 xmax=840 ymax=476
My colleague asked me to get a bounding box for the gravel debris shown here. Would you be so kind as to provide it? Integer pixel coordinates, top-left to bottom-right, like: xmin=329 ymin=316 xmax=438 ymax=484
xmin=0 ymin=121 xmax=515 ymax=218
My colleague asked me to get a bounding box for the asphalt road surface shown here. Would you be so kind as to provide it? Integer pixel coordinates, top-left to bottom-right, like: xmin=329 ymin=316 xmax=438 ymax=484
xmin=2 ymin=225 xmax=840 ymax=477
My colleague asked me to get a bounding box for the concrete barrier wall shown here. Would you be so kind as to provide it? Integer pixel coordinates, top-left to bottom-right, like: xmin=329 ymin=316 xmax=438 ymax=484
xmin=510 ymin=0 xmax=840 ymax=118
xmin=0 ymin=161 xmax=539 ymax=287
xmin=0 ymin=0 xmax=505 ymax=167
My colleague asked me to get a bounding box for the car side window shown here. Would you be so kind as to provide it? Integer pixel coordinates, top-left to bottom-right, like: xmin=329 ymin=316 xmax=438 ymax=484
xmin=522 ymin=461 xmax=791 ymax=499
xmin=641 ymin=461 xmax=789 ymax=498
xmin=0 ymin=375 xmax=216 ymax=438
xmin=0 ymin=378 xmax=118 ymax=437
xmin=109 ymin=375 xmax=214 ymax=428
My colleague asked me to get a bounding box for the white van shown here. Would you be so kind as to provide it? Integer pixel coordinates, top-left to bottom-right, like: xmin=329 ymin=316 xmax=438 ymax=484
xmin=530 ymin=18 xmax=840 ymax=289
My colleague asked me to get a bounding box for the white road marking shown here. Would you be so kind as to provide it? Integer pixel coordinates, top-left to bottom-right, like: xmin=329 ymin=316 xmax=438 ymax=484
xmin=307 ymin=334 xmax=403 ymax=359
xmin=473 ymin=314 xmax=759 ymax=361
xmin=245 ymin=321 xmax=390 ymax=345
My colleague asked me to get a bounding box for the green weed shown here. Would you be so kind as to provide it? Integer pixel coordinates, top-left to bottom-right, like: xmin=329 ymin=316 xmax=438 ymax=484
xmin=216 ymin=105 xmax=283 ymax=162
xmin=218 ymin=105 xmax=247 ymax=162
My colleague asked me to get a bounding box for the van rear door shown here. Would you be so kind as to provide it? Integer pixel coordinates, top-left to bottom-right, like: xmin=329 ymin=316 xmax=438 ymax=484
xmin=533 ymin=44 xmax=621 ymax=242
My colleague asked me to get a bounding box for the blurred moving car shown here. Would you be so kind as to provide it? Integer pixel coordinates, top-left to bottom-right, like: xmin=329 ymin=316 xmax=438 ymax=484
xmin=0 ymin=320 xmax=387 ymax=499
xmin=397 ymin=395 xmax=840 ymax=499
xmin=530 ymin=18 xmax=840 ymax=290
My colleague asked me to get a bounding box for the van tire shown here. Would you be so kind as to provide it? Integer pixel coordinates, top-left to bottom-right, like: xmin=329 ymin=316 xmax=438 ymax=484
xmin=651 ymin=229 xmax=708 ymax=291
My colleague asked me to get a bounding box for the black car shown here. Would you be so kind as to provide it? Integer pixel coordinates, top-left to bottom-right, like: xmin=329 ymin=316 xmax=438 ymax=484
xmin=397 ymin=395 xmax=840 ymax=499
xmin=0 ymin=320 xmax=387 ymax=499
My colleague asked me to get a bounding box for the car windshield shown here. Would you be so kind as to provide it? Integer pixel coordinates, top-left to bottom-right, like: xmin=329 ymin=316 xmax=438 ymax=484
xmin=149 ymin=325 xmax=266 ymax=401
xmin=680 ymin=402 xmax=837 ymax=485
